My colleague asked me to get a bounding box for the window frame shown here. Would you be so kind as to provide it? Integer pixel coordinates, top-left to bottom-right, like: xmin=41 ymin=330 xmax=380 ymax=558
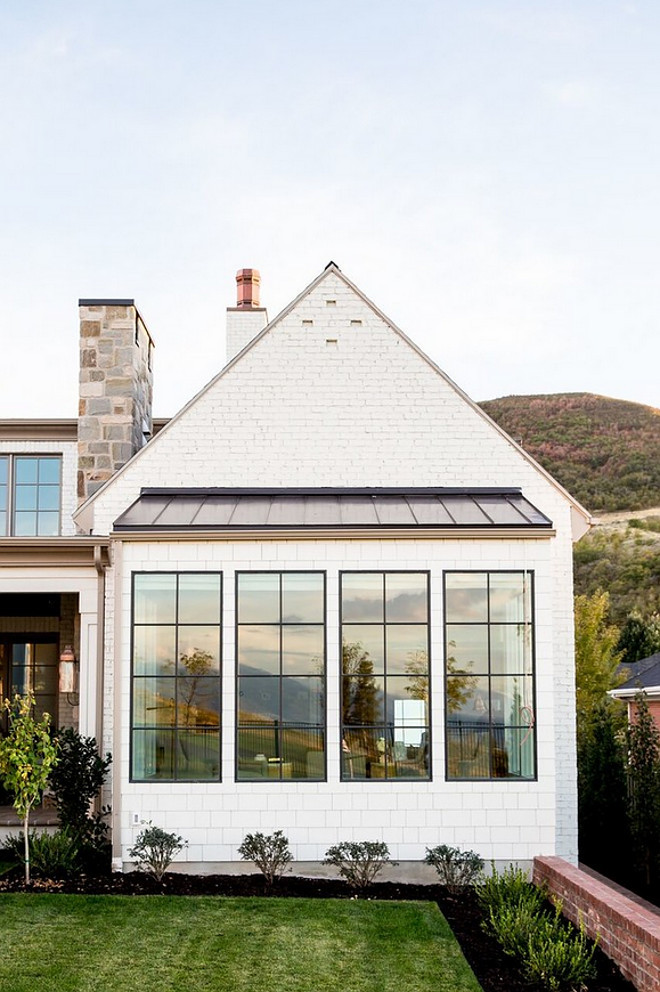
xmin=339 ymin=569 xmax=432 ymax=782
xmin=0 ymin=454 xmax=62 ymax=537
xmin=235 ymin=570 xmax=327 ymax=784
xmin=129 ymin=570 xmax=223 ymax=784
xmin=443 ymin=569 xmax=537 ymax=782
xmin=0 ymin=636 xmax=60 ymax=731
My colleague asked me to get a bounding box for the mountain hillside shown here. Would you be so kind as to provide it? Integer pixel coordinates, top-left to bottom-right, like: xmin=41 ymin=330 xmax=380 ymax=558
xmin=480 ymin=393 xmax=660 ymax=513
xmin=573 ymin=516 xmax=660 ymax=624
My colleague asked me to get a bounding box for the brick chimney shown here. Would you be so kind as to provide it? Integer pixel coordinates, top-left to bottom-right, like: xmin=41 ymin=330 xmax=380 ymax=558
xmin=226 ymin=268 xmax=268 ymax=362
xmin=77 ymin=300 xmax=154 ymax=501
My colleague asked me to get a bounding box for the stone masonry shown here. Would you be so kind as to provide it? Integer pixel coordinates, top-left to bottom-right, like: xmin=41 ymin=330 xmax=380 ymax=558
xmin=78 ymin=301 xmax=154 ymax=502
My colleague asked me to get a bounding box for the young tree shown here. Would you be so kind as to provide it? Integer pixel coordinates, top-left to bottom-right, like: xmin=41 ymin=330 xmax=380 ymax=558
xmin=617 ymin=610 xmax=660 ymax=667
xmin=0 ymin=693 xmax=59 ymax=883
xmin=574 ymin=591 xmax=625 ymax=748
xmin=627 ymin=691 xmax=660 ymax=892
xmin=342 ymin=641 xmax=379 ymax=739
xmin=578 ymin=703 xmax=629 ymax=878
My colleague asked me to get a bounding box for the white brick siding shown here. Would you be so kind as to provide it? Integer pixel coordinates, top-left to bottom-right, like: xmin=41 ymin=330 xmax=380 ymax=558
xmin=109 ymin=534 xmax=574 ymax=868
xmin=80 ymin=267 xmax=581 ymax=869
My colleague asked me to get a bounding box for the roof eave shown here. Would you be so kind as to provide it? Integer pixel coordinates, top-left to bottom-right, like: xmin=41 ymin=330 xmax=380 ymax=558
xmin=111 ymin=525 xmax=556 ymax=542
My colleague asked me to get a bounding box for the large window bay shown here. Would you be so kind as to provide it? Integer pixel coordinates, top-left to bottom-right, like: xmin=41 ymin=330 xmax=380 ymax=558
xmin=341 ymin=572 xmax=430 ymax=781
xmin=236 ymin=572 xmax=326 ymax=781
xmin=131 ymin=573 xmax=222 ymax=782
xmin=445 ymin=571 xmax=536 ymax=780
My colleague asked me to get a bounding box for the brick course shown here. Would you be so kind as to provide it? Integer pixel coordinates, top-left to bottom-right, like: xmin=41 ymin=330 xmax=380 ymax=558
xmin=534 ymin=856 xmax=660 ymax=992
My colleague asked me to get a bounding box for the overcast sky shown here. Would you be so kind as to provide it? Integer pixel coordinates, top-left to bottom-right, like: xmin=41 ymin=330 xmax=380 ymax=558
xmin=1 ymin=1 xmax=658 ymax=418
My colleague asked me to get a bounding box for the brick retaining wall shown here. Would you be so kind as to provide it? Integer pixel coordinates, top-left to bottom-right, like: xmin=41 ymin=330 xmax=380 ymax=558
xmin=533 ymin=856 xmax=660 ymax=992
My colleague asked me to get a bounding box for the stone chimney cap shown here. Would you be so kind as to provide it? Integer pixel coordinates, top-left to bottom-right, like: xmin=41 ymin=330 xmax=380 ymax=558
xmin=79 ymin=299 xmax=135 ymax=306
xmin=235 ymin=269 xmax=261 ymax=309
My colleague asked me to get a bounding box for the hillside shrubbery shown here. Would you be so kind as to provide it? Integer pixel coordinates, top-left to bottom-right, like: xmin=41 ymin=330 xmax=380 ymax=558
xmin=573 ymin=527 xmax=660 ymax=624
xmin=481 ymin=392 xmax=660 ymax=513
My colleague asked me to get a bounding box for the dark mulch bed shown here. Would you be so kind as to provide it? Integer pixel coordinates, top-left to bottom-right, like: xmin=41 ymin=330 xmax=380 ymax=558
xmin=0 ymin=870 xmax=635 ymax=992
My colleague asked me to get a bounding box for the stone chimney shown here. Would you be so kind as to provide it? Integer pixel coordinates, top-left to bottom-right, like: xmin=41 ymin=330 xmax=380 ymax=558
xmin=226 ymin=268 xmax=268 ymax=362
xmin=77 ymin=300 xmax=154 ymax=502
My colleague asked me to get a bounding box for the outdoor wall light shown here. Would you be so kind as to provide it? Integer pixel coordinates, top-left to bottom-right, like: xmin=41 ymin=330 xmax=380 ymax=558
xmin=59 ymin=645 xmax=79 ymax=704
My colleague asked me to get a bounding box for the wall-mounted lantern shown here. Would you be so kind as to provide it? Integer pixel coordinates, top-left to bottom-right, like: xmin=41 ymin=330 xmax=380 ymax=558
xmin=59 ymin=645 xmax=77 ymax=697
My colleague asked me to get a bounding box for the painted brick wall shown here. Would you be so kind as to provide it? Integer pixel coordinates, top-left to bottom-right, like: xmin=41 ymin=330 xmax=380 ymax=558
xmin=83 ymin=268 xmax=581 ymax=868
xmin=534 ymin=857 xmax=660 ymax=992
xmin=108 ymin=535 xmax=570 ymax=868
xmin=88 ymin=271 xmax=577 ymax=535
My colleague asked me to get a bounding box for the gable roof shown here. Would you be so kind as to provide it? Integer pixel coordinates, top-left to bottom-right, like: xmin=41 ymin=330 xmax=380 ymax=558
xmin=611 ymin=653 xmax=660 ymax=697
xmin=73 ymin=262 xmax=591 ymax=537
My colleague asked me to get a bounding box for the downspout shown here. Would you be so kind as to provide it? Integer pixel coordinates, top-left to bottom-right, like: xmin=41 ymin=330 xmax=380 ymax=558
xmin=93 ymin=544 xmax=108 ymax=749
xmin=94 ymin=544 xmax=109 ymax=828
xmin=111 ymin=538 xmax=124 ymax=870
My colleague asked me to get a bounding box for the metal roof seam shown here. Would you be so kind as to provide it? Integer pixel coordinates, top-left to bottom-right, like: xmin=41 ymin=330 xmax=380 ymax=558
xmin=503 ymin=494 xmax=531 ymax=525
xmin=473 ymin=496 xmax=495 ymax=525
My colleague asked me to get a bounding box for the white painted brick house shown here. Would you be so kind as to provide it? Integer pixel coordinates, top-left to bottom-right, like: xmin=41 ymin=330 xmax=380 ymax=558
xmin=0 ymin=263 xmax=590 ymax=871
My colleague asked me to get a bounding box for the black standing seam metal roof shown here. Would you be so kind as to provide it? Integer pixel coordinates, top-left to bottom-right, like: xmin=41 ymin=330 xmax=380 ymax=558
xmin=113 ymin=487 xmax=553 ymax=531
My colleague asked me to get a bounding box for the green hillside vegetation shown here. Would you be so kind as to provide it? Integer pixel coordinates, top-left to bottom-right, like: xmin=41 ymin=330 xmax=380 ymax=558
xmin=573 ymin=519 xmax=660 ymax=625
xmin=480 ymin=392 xmax=660 ymax=512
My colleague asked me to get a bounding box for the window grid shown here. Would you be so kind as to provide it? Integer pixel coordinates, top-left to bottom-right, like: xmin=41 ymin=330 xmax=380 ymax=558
xmin=130 ymin=572 xmax=222 ymax=783
xmin=340 ymin=571 xmax=431 ymax=781
xmin=236 ymin=571 xmax=326 ymax=782
xmin=444 ymin=570 xmax=536 ymax=781
xmin=0 ymin=455 xmax=62 ymax=537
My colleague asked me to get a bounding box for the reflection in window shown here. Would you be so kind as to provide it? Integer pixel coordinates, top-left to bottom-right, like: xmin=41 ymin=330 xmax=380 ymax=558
xmin=0 ymin=458 xmax=7 ymax=536
xmin=4 ymin=641 xmax=59 ymax=723
xmin=341 ymin=572 xmax=430 ymax=780
xmin=236 ymin=572 xmax=325 ymax=781
xmin=445 ymin=571 xmax=535 ymax=780
xmin=0 ymin=455 xmax=61 ymax=536
xmin=131 ymin=573 xmax=222 ymax=781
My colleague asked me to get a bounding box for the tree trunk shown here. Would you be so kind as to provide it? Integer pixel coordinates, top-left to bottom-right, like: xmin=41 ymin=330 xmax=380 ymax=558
xmin=23 ymin=811 xmax=30 ymax=885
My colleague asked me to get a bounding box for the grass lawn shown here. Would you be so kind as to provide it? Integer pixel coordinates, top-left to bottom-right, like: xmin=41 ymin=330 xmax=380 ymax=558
xmin=0 ymin=894 xmax=482 ymax=992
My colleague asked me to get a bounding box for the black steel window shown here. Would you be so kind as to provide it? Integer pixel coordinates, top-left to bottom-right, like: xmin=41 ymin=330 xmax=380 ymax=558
xmin=0 ymin=639 xmax=59 ymax=728
xmin=0 ymin=455 xmax=61 ymax=536
xmin=131 ymin=572 xmax=222 ymax=781
xmin=236 ymin=572 xmax=326 ymax=781
xmin=340 ymin=572 xmax=430 ymax=780
xmin=445 ymin=571 xmax=536 ymax=780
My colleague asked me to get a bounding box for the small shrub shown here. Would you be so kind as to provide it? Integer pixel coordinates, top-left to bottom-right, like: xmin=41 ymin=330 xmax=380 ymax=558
xmin=323 ymin=841 xmax=395 ymax=893
xmin=238 ymin=830 xmax=293 ymax=890
xmin=3 ymin=829 xmax=80 ymax=879
xmin=477 ymin=865 xmax=598 ymax=991
xmin=485 ymin=899 xmax=544 ymax=959
xmin=524 ymin=909 xmax=598 ymax=991
xmin=424 ymin=845 xmax=484 ymax=894
xmin=1 ymin=833 xmax=24 ymax=863
xmin=48 ymin=728 xmax=112 ymax=861
xmin=477 ymin=864 xmax=544 ymax=921
xmin=128 ymin=822 xmax=186 ymax=882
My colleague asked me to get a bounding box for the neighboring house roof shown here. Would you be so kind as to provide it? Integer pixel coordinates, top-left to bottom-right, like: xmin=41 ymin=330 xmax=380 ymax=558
xmin=610 ymin=653 xmax=660 ymax=698
xmin=73 ymin=262 xmax=592 ymax=538
xmin=113 ymin=486 xmax=553 ymax=532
